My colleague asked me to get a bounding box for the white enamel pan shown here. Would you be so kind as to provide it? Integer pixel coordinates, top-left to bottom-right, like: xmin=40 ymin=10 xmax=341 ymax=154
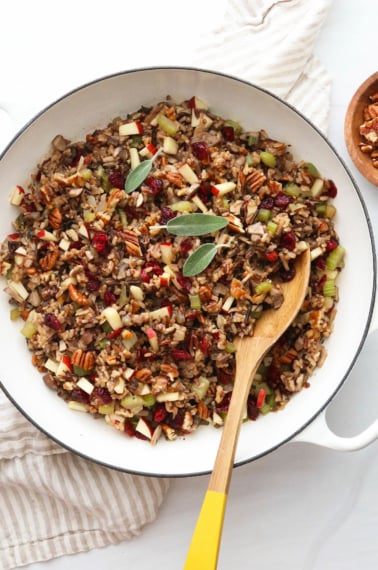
xmin=0 ymin=67 xmax=376 ymax=476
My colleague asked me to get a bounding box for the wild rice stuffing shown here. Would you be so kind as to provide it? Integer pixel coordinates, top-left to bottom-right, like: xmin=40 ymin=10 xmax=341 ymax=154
xmin=0 ymin=95 xmax=345 ymax=444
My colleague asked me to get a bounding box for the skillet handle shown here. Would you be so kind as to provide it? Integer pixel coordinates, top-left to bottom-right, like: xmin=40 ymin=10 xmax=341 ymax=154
xmin=293 ymin=312 xmax=378 ymax=451
xmin=292 ymin=410 xmax=378 ymax=451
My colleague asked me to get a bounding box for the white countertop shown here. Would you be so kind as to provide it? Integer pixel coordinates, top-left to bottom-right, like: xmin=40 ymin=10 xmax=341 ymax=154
xmin=1 ymin=1 xmax=378 ymax=568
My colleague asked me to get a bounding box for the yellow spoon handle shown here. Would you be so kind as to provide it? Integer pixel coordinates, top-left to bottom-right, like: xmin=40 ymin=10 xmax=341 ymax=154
xmin=184 ymin=490 xmax=227 ymax=570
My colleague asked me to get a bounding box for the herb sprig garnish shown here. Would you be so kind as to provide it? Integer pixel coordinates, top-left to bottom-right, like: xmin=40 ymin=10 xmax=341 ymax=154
xmin=125 ymin=147 xmax=163 ymax=194
xmin=153 ymin=213 xmax=231 ymax=276
xmin=124 ymin=149 xmax=231 ymax=276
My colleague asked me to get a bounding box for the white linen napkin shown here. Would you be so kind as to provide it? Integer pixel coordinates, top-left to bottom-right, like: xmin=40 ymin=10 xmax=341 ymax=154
xmin=0 ymin=1 xmax=332 ymax=568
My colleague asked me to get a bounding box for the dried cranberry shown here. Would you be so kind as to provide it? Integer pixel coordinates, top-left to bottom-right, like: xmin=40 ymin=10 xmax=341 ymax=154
xmin=280 ymin=232 xmax=296 ymax=251
xmin=124 ymin=419 xmax=136 ymax=437
xmin=103 ymin=289 xmax=117 ymax=306
xmin=141 ymin=261 xmax=163 ymax=283
xmin=92 ymin=232 xmax=110 ymax=256
xmin=247 ymin=396 xmax=259 ymax=420
xmin=265 ymin=250 xmax=279 ymax=263
xmin=200 ymin=336 xmax=210 ymax=356
xmin=260 ymin=196 xmax=274 ymax=210
xmin=317 ymin=274 xmax=327 ymax=293
xmin=70 ymin=388 xmax=90 ymax=405
xmin=108 ymin=169 xmax=125 ymax=189
xmin=153 ymin=404 xmax=168 ymax=423
xmin=159 ymin=207 xmax=176 ymax=225
xmin=69 ymin=240 xmax=84 ymax=250
xmin=92 ymin=387 xmax=112 ymax=405
xmin=145 ymin=176 xmax=163 ymax=195
xmin=191 ymin=141 xmax=209 ymax=161
xmin=274 ymin=193 xmax=292 ymax=209
xmin=180 ymin=238 xmax=193 ymax=254
xmin=325 ymin=239 xmax=338 ymax=252
xmin=170 ymin=410 xmax=185 ymax=429
xmin=198 ymin=182 xmax=212 ymax=204
xmin=326 ymin=179 xmax=338 ymax=198
xmin=217 ymin=369 xmax=233 ymax=385
xmin=170 ymin=348 xmax=193 ymax=361
xmin=315 ymin=256 xmax=326 ymax=270
xmin=43 ymin=313 xmax=61 ymax=330
xmin=216 ymin=393 xmax=232 ymax=413
xmin=176 ymin=272 xmax=192 ymax=292
xmin=107 ymin=327 xmax=123 ymax=339
xmin=280 ymin=264 xmax=296 ymax=282
xmin=222 ymin=126 xmax=235 ymax=141
xmin=86 ymin=275 xmax=101 ymax=292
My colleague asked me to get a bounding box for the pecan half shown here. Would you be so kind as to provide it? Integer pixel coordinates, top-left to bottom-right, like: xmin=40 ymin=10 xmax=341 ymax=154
xmin=245 ymin=169 xmax=266 ymax=192
xmin=72 ymin=349 xmax=96 ymax=371
xmin=48 ymin=207 xmax=62 ymax=229
xmin=68 ymin=283 xmax=89 ymax=306
xmin=39 ymin=247 xmax=59 ymax=271
xmin=123 ymin=229 xmax=143 ymax=257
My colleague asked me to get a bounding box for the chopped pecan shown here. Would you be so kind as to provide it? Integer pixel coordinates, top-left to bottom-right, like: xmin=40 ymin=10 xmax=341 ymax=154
xmin=165 ymin=171 xmax=184 ymax=188
xmin=48 ymin=207 xmax=62 ymax=229
xmin=199 ymin=284 xmax=213 ymax=302
xmin=72 ymin=349 xmax=96 ymax=371
xmin=39 ymin=247 xmax=59 ymax=271
xmin=68 ymin=283 xmax=89 ymax=306
xmin=123 ymin=229 xmax=143 ymax=257
xmin=224 ymin=213 xmax=245 ymax=234
xmin=197 ymin=401 xmax=210 ymax=420
xmin=245 ymin=169 xmax=266 ymax=192
xmin=134 ymin=368 xmax=152 ymax=382
xmin=40 ymin=184 xmax=53 ymax=205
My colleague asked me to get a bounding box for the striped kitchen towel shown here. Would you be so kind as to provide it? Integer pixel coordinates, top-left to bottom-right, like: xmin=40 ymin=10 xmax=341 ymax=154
xmin=0 ymin=0 xmax=331 ymax=568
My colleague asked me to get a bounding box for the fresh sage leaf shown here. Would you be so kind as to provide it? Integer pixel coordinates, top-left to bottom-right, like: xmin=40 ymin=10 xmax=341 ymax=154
xmin=125 ymin=147 xmax=163 ymax=194
xmin=183 ymin=243 xmax=218 ymax=276
xmin=166 ymin=213 xmax=229 ymax=236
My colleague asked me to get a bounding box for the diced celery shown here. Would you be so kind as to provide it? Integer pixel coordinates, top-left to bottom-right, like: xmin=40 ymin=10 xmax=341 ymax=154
xmin=118 ymin=208 xmax=128 ymax=229
xmin=304 ymin=162 xmax=320 ymax=177
xmin=100 ymin=172 xmax=111 ymax=192
xmin=284 ymin=183 xmax=301 ymax=197
xmin=255 ymin=281 xmax=272 ymax=295
xmin=248 ymin=135 xmax=258 ymax=146
xmin=224 ymin=119 xmax=242 ymax=134
xmin=192 ymin=376 xmax=210 ymax=400
xmin=157 ymin=114 xmax=178 ymax=135
xmin=325 ymin=204 xmax=336 ymax=218
xmin=323 ymin=279 xmax=337 ymax=297
xmin=83 ymin=209 xmax=96 ymax=223
xmin=142 ymin=394 xmax=156 ymax=407
xmin=80 ymin=168 xmax=92 ymax=181
xmin=257 ymin=208 xmax=271 ymax=223
xmin=121 ymin=395 xmax=144 ymax=409
xmin=267 ymin=221 xmax=278 ymax=235
xmin=189 ymin=294 xmax=201 ymax=310
xmin=171 ymin=201 xmax=195 ymax=213
xmin=225 ymin=342 xmax=237 ymax=353
xmin=98 ymin=403 xmax=115 ymax=415
xmin=260 ymin=151 xmax=276 ymax=168
xmin=326 ymin=245 xmax=345 ymax=270
xmin=20 ymin=321 xmax=37 ymax=339
xmin=10 ymin=308 xmax=20 ymax=321
xmin=73 ymin=364 xmax=92 ymax=377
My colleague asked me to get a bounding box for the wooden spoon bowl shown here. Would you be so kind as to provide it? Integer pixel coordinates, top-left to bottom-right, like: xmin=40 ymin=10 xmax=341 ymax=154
xmin=344 ymin=71 xmax=378 ymax=186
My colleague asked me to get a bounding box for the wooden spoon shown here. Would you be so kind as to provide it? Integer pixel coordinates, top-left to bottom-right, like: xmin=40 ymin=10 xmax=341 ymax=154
xmin=184 ymin=248 xmax=311 ymax=570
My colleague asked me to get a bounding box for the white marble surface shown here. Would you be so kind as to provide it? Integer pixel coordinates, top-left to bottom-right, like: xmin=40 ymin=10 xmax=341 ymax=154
xmin=1 ymin=1 xmax=378 ymax=568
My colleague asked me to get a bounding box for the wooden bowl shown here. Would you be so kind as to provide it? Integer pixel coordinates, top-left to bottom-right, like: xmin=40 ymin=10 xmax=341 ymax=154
xmin=344 ymin=71 xmax=378 ymax=186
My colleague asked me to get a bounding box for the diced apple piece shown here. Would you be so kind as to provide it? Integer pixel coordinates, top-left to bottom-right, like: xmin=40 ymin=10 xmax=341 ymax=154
xmin=160 ymin=241 xmax=174 ymax=264
xmin=311 ymin=178 xmax=324 ymax=198
xmin=36 ymin=229 xmax=58 ymax=242
xmin=171 ymin=200 xmax=195 ymax=213
xmin=159 ymin=272 xmax=171 ymax=288
xmin=77 ymin=377 xmax=94 ymax=395
xmin=129 ymin=147 xmax=141 ymax=170
xmin=9 ymin=185 xmax=25 ymax=206
xmin=178 ymin=164 xmax=199 ymax=184
xmin=149 ymin=305 xmax=171 ymax=320
xmin=119 ymin=120 xmax=143 ymax=136
xmin=156 ymin=392 xmax=182 ymax=402
xmin=56 ymin=355 xmax=73 ymax=377
xmin=124 ymin=367 xmax=135 ymax=380
xmin=78 ymin=224 xmax=89 ymax=239
xmin=191 ymin=109 xmax=201 ymax=128
xmin=189 ymin=96 xmax=209 ymax=110
xmin=44 ymin=358 xmax=59 ymax=373
xmin=146 ymin=327 xmax=159 ymax=352
xmin=135 ymin=417 xmax=154 ymax=440
xmin=191 ymin=194 xmax=208 ymax=213
xmin=129 ymin=285 xmax=144 ymax=301
xmin=59 ymin=238 xmax=70 ymax=251
xmin=7 ymin=280 xmax=29 ymax=301
xmin=221 ymin=295 xmax=235 ymax=313
xmin=211 ymin=181 xmax=236 ymax=196
xmin=67 ymin=401 xmax=88 ymax=412
xmin=163 ymin=136 xmax=178 ymax=155
xmin=139 ymin=143 xmax=157 ymax=158
xmin=102 ymin=306 xmax=123 ymax=330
